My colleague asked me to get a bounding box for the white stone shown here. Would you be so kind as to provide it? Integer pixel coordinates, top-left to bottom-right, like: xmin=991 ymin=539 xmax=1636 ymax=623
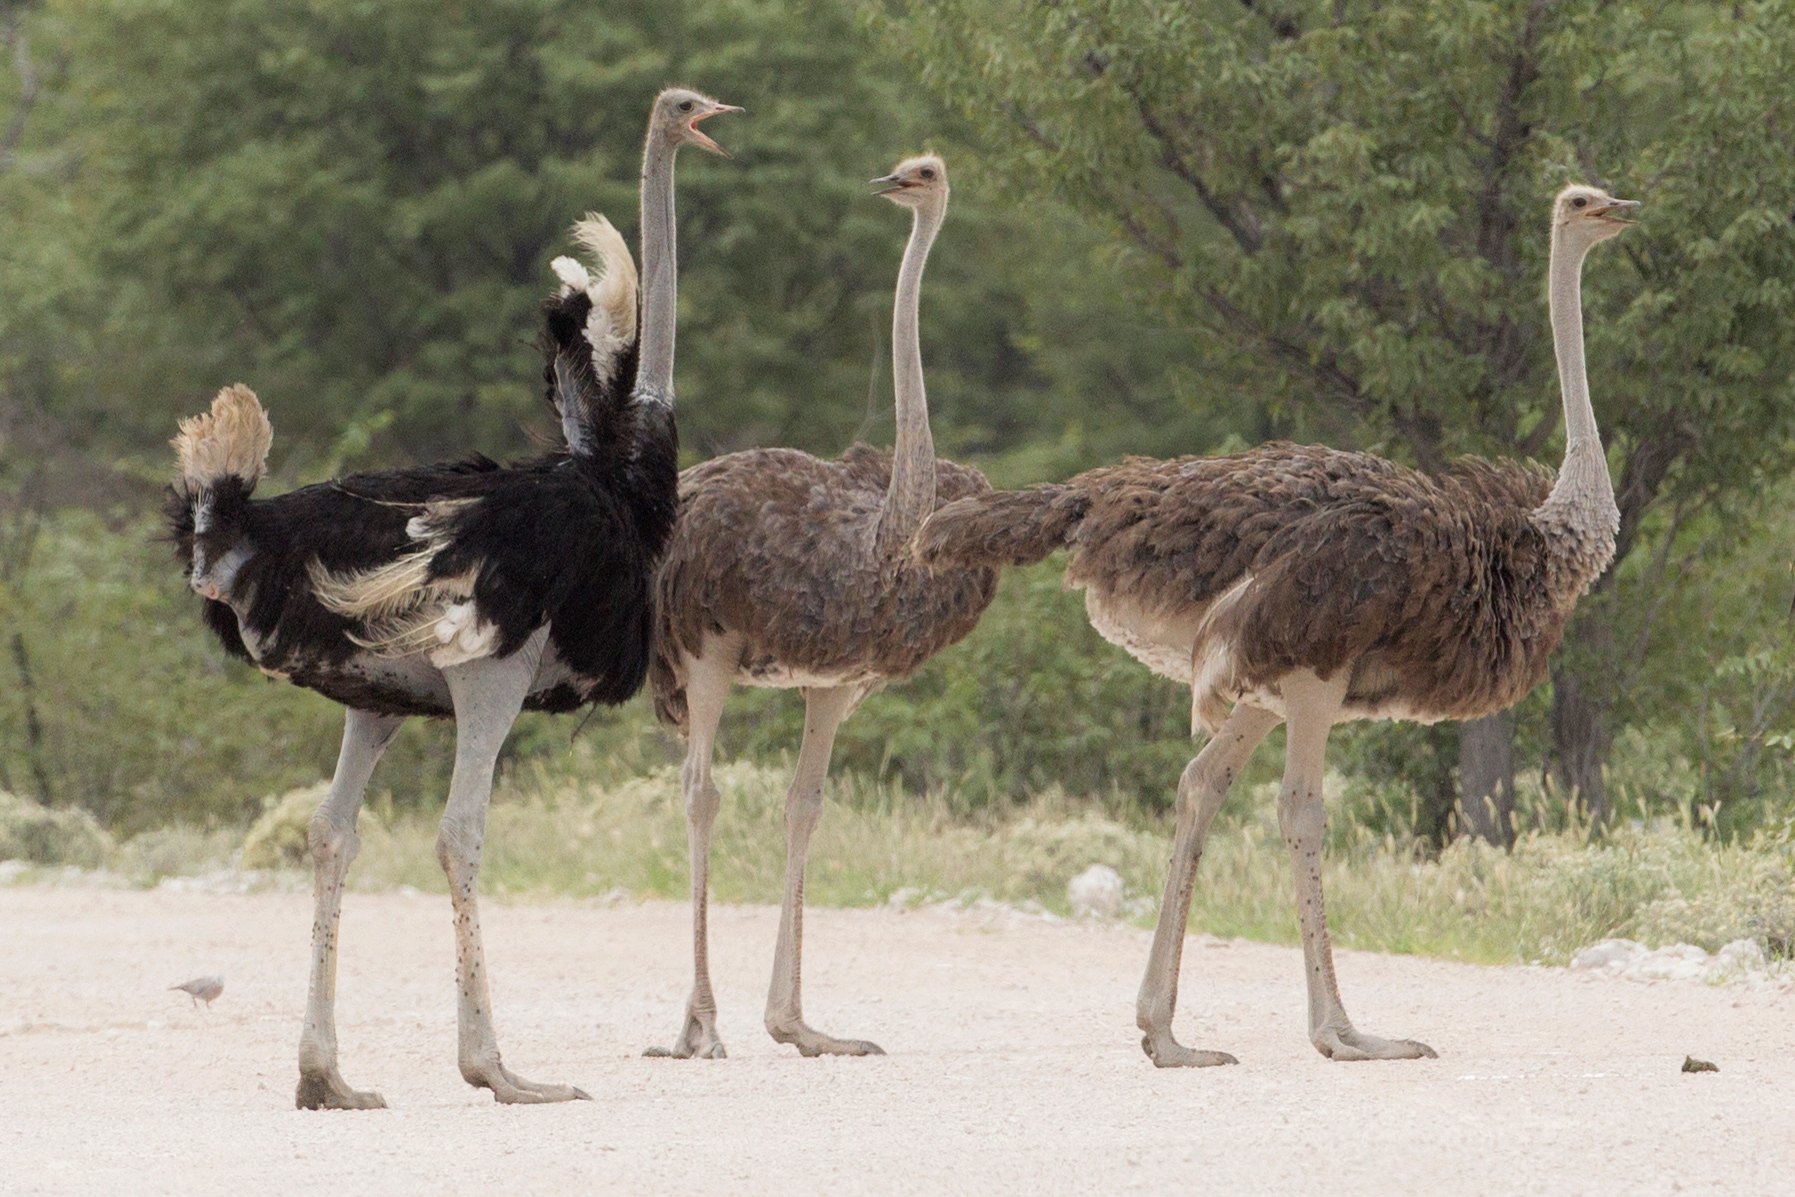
xmin=1570 ymin=938 xmax=1645 ymax=970
xmin=1633 ymin=943 xmax=1709 ymax=982
xmin=1067 ymin=864 xmax=1125 ymax=920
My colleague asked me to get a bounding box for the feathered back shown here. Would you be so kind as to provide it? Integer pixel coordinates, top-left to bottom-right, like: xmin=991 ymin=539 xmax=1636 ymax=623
xmin=540 ymin=213 xmax=641 ymax=460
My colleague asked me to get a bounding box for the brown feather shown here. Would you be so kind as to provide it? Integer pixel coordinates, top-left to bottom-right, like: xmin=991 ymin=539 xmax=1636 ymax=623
xmin=917 ymin=442 xmax=1565 ymax=731
xmin=651 ymin=443 xmax=996 ymax=731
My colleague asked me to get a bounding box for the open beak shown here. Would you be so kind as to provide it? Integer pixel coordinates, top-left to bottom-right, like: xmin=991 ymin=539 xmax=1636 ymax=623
xmin=687 ymin=104 xmax=743 ymax=157
xmin=1594 ymin=198 xmax=1640 ymax=224
xmin=870 ymin=174 xmax=910 ymax=195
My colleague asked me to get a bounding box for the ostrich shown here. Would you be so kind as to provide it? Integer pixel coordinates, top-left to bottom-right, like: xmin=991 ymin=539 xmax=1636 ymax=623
xmin=916 ymin=185 xmax=1637 ymax=1066
xmin=646 ymin=155 xmax=997 ymax=1059
xmin=167 ymin=88 xmax=738 ymax=1107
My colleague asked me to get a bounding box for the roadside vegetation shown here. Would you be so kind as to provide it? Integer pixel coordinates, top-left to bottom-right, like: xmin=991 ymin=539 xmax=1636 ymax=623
xmin=8 ymin=748 xmax=1792 ymax=968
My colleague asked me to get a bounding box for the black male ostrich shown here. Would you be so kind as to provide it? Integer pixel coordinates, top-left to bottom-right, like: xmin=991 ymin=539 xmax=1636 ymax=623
xmin=167 ymin=88 xmax=738 ymax=1109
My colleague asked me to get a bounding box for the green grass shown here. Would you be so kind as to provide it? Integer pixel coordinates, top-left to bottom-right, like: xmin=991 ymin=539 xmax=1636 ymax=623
xmin=7 ymin=762 xmax=1792 ymax=968
xmin=338 ymin=763 xmax=1795 ymax=965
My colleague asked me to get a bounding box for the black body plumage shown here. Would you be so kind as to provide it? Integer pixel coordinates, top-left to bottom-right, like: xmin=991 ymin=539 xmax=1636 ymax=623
xmin=167 ymin=285 xmax=676 ymax=719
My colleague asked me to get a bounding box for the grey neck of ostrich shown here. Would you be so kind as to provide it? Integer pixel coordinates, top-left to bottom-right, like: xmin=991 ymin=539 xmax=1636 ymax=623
xmin=874 ymin=195 xmax=945 ymax=555
xmin=1531 ymin=225 xmax=1620 ymax=599
xmin=635 ymin=128 xmax=680 ymax=406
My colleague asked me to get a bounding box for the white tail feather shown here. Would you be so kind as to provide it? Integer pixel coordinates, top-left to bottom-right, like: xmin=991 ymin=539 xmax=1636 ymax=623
xmin=565 ymin=213 xmax=638 ymax=387
xmin=551 ymin=256 xmax=592 ymax=294
xmin=306 ymin=499 xmax=497 ymax=666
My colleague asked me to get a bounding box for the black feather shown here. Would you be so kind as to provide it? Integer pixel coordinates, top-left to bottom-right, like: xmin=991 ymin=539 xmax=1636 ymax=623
xmin=167 ymin=283 xmax=675 ymax=719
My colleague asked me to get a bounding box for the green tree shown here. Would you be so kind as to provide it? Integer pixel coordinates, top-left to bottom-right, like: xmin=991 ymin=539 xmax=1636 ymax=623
xmin=877 ymin=0 xmax=1795 ymax=828
xmin=43 ymin=0 xmax=1201 ymax=474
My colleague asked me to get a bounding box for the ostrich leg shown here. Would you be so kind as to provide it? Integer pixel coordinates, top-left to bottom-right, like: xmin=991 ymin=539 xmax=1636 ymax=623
xmin=296 ymin=708 xmax=405 ymax=1109
xmin=646 ymin=648 xmax=736 ymax=1059
xmin=764 ymin=684 xmax=881 ymax=1057
xmin=1137 ymin=702 xmax=1280 ymax=1067
xmin=1278 ymin=670 xmax=1436 ymax=1062
xmin=438 ymin=630 xmax=591 ymax=1103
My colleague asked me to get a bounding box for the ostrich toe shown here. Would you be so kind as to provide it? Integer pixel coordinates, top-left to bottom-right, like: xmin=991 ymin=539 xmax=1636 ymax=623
xmin=1312 ymin=1025 xmax=1438 ymax=1062
xmin=295 ymin=1067 xmax=387 ymax=1111
xmin=767 ymin=1020 xmax=884 ymax=1058
xmin=461 ymin=1057 xmax=590 ymax=1104
xmin=1140 ymin=1029 xmax=1240 ymax=1069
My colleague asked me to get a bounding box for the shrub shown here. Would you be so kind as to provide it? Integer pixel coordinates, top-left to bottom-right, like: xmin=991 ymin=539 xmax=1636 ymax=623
xmin=0 ymin=789 xmax=113 ymax=867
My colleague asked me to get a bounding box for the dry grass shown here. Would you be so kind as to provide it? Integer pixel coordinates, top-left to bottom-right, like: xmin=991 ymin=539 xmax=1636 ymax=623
xmin=5 ymin=766 xmax=1791 ymax=967
xmin=333 ymin=764 xmax=1795 ymax=964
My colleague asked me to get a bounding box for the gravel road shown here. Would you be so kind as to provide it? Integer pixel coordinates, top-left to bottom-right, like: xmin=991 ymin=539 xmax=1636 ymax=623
xmin=2 ymin=885 xmax=1790 ymax=1196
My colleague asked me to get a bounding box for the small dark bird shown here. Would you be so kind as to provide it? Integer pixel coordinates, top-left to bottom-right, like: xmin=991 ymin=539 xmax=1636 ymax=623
xmin=1682 ymin=1055 xmax=1719 ymax=1074
xmin=170 ymin=976 xmax=224 ymax=1009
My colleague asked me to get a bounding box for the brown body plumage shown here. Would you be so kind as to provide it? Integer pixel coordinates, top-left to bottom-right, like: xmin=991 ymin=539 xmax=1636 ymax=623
xmin=647 ymin=155 xmax=996 ymax=1062
xmin=652 ymin=444 xmax=994 ymax=729
xmin=919 ymin=443 xmax=1578 ymax=731
xmin=914 ymin=185 xmax=1638 ymax=1070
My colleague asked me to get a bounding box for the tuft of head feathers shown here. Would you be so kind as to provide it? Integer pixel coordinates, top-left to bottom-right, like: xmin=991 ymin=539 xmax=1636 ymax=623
xmin=172 ymin=385 xmax=272 ymax=493
xmin=551 ymin=214 xmax=638 ymax=388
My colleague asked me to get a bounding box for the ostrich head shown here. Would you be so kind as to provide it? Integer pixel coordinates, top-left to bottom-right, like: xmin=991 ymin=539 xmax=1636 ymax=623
xmin=872 ymin=155 xmax=948 ymax=209
xmin=651 ymin=87 xmax=741 ymax=156
xmin=1553 ymin=184 xmax=1639 ymax=249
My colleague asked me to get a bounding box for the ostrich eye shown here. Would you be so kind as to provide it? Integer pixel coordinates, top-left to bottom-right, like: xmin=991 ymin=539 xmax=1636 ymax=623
xmin=920 ymin=168 xmax=935 ymax=179
xmin=677 ymin=100 xmax=694 ymax=113
xmin=1572 ymin=197 xmax=1587 ymax=209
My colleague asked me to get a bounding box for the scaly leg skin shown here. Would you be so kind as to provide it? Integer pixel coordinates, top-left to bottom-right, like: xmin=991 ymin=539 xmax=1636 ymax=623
xmin=645 ymin=648 xmax=734 ymax=1060
xmin=1279 ymin=671 xmax=1436 ymax=1063
xmin=765 ymin=685 xmax=882 ymax=1058
xmin=1137 ymin=704 xmax=1278 ymax=1068
xmin=439 ymin=632 xmax=591 ymax=1104
xmin=297 ymin=708 xmax=405 ymax=1110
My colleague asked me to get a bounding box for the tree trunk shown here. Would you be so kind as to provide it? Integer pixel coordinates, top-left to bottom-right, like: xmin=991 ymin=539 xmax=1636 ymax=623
xmin=1458 ymin=710 xmax=1516 ymax=846
xmin=1550 ymin=666 xmax=1610 ymax=827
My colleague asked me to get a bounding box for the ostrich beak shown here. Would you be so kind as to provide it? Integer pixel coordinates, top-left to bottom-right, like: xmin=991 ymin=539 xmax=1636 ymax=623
xmin=687 ymin=105 xmax=743 ymax=157
xmin=1594 ymin=198 xmax=1640 ymax=224
xmin=870 ymin=174 xmax=909 ymax=195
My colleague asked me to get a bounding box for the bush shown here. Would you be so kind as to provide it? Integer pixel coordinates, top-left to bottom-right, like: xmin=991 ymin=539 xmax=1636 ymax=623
xmin=240 ymin=782 xmax=333 ymax=870
xmin=0 ymin=789 xmax=113 ymax=867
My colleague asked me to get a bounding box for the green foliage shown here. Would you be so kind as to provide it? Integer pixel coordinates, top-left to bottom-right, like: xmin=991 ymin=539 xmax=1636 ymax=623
xmin=0 ymin=787 xmax=112 ymax=866
xmin=13 ymin=0 xmax=1202 ymax=479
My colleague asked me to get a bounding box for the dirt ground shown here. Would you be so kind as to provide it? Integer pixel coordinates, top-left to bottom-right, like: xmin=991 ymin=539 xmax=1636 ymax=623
xmin=2 ymin=885 xmax=1790 ymax=1196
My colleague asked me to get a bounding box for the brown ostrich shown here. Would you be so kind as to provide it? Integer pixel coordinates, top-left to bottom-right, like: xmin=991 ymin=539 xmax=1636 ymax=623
xmin=916 ymin=185 xmax=1637 ymax=1067
xmin=647 ymin=155 xmax=997 ymax=1059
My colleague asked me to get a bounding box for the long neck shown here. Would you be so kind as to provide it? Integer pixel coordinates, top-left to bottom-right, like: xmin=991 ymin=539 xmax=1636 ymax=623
xmin=1533 ymin=225 xmax=1620 ymax=598
xmin=636 ymin=129 xmax=679 ymax=404
xmin=876 ymin=198 xmax=945 ymax=552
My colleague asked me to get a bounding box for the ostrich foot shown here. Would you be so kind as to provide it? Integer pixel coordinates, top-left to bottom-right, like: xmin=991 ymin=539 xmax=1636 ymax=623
xmin=767 ymin=1020 xmax=884 ymax=1058
xmin=643 ymin=1008 xmax=727 ymax=1059
xmin=1312 ymin=1025 xmax=1437 ymax=1062
xmin=1140 ymin=1028 xmax=1239 ymax=1069
xmin=461 ymin=1057 xmax=592 ymax=1104
xmin=295 ymin=1067 xmax=387 ymax=1111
